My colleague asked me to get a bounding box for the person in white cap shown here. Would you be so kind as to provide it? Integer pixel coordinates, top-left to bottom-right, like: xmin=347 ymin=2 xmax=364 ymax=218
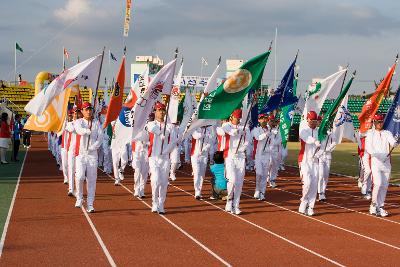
xmin=366 ymin=113 xmax=398 ymax=217
xmin=146 ymin=102 xmax=172 ymax=214
xmin=265 ymin=114 xmax=282 ymax=188
xmin=220 ymin=109 xmax=250 ymax=215
xmin=74 ymin=102 xmax=103 ymax=213
xmin=298 ymin=111 xmax=320 ymax=216
xmin=60 ymin=110 xmax=73 ymax=185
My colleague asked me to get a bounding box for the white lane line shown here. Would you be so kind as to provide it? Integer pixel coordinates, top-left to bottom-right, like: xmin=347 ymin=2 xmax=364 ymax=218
xmin=102 ymin=172 xmax=231 ymax=267
xmin=0 ymin=150 xmax=28 ymax=258
xmin=81 ymin=207 xmax=117 ymax=267
xmin=171 ymin=175 xmax=345 ymax=267
xmin=266 ymin=177 xmax=400 ymax=226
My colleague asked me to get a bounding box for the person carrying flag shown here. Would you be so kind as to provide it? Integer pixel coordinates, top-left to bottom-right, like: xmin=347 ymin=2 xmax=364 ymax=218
xmin=298 ymin=111 xmax=320 ymax=216
xmin=366 ymin=113 xmax=398 ymax=217
xmin=265 ymin=114 xmax=282 ymax=188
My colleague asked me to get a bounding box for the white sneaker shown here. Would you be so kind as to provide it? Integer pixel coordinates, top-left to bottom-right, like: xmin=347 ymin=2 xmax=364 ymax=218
xmin=87 ymin=205 xmax=95 ymax=213
xmin=170 ymin=175 xmax=176 ymax=181
xmin=119 ymin=172 xmax=125 ymax=181
xmin=258 ymin=192 xmax=265 ymax=201
xmin=63 ymin=179 xmax=68 ymax=184
xmin=234 ymin=208 xmax=242 ymax=215
xmin=364 ymin=193 xmax=372 ymax=200
xmin=151 ymin=205 xmax=158 ymax=213
xmin=254 ymin=191 xmax=260 ymax=199
xmin=114 ymin=179 xmax=120 ymax=186
xmin=378 ymin=207 xmax=388 ymax=217
xmin=299 ymin=201 xmax=307 ymax=214
xmin=319 ymin=193 xmax=326 ymax=201
xmin=280 ymin=165 xmax=286 ymax=171
xmin=357 ymin=181 xmax=362 ymax=188
xmin=225 ymin=202 xmax=232 ymax=213
xmin=307 ymin=207 xmax=314 ymax=216
xmin=369 ymin=204 xmax=377 ymax=215
xmin=75 ymin=199 xmax=83 ymax=208
xmin=270 ymin=181 xmax=277 ymax=188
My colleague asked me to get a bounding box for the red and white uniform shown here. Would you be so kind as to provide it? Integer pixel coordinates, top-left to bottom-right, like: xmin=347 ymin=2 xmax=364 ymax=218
xmin=65 ymin=121 xmax=78 ymax=193
xmin=220 ymin=122 xmax=250 ymax=212
xmin=357 ymin=131 xmax=372 ymax=195
xmin=169 ymin=124 xmax=181 ymax=181
xmin=365 ymin=129 xmax=398 ymax=209
xmin=60 ymin=122 xmax=70 ymax=183
xmin=191 ymin=127 xmax=212 ymax=197
xmin=131 ymin=130 xmax=149 ymax=197
xmin=316 ymin=132 xmax=337 ymax=196
xmin=110 ymin=122 xmax=129 ymax=182
xmin=146 ymin=120 xmax=173 ymax=213
xmin=298 ymin=125 xmax=319 ymax=210
xmin=264 ymin=126 xmax=282 ymax=185
xmin=251 ymin=125 xmax=271 ymax=198
xmin=74 ymin=118 xmax=103 ymax=207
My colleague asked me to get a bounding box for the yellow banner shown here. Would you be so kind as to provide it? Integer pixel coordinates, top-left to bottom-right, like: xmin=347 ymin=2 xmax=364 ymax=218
xmin=24 ymin=88 xmax=72 ymax=132
xmin=123 ymin=0 xmax=132 ymax=37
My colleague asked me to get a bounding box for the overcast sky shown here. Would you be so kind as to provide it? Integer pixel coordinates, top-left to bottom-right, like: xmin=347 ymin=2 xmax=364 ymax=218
xmin=1 ymin=0 xmax=400 ymax=94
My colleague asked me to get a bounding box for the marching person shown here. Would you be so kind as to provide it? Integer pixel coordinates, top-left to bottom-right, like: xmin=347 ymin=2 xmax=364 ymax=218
xmin=169 ymin=122 xmax=181 ymax=181
xmin=191 ymin=125 xmax=212 ymax=199
xmin=60 ymin=110 xmax=73 ymax=184
xmin=365 ymin=113 xmax=398 ymax=217
xmin=131 ymin=129 xmax=149 ymax=198
xmin=110 ymin=122 xmax=129 ymax=186
xmin=146 ymin=102 xmax=173 ymax=214
xmin=298 ymin=111 xmax=320 ymax=216
xmin=220 ymin=109 xmax=250 ymax=215
xmin=358 ymin=125 xmax=373 ymax=199
xmin=0 ymin=112 xmax=11 ymax=164
xmin=251 ymin=113 xmax=270 ymax=200
xmin=265 ymin=114 xmax=282 ymax=188
xmin=73 ymin=102 xmax=103 ymax=213
xmin=315 ymin=129 xmax=338 ymax=201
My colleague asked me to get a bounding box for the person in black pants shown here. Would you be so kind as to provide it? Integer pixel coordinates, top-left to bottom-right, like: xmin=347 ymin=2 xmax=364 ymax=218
xmin=22 ymin=115 xmax=31 ymax=148
xmin=12 ymin=114 xmax=23 ymax=162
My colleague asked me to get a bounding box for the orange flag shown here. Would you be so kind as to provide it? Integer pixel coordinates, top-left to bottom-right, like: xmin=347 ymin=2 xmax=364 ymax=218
xmin=358 ymin=59 xmax=397 ymax=133
xmin=104 ymin=56 xmax=125 ymax=128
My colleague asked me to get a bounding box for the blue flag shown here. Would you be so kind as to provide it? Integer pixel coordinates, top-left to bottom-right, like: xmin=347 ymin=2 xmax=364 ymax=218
xmin=260 ymin=56 xmax=298 ymax=114
xmin=110 ymin=51 xmax=117 ymax=61
xmin=383 ymin=86 xmax=400 ymax=140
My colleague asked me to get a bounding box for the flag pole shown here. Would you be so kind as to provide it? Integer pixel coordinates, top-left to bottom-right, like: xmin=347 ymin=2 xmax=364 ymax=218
xmin=62 ymin=47 xmax=65 ymax=71
xmin=14 ymin=42 xmax=17 ymax=85
xmin=200 ymin=58 xmax=203 ymax=77
xmin=235 ymin=95 xmax=256 ymax=154
xmin=86 ymin=47 xmax=106 ymax=149
xmin=274 ymin=27 xmax=277 ymax=92
xmin=160 ymin=47 xmax=179 ymax=154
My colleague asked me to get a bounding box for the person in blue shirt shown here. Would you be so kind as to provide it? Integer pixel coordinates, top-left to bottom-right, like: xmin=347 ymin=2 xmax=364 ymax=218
xmin=209 ymin=151 xmax=228 ymax=200
xmin=12 ymin=114 xmax=23 ymax=162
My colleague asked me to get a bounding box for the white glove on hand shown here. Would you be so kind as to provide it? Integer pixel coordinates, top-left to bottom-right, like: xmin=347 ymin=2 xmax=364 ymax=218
xmin=272 ymin=129 xmax=278 ymax=135
xmin=160 ymin=134 xmax=166 ymax=141
xmin=315 ymin=140 xmax=321 ymax=148
xmin=314 ymin=150 xmax=323 ymax=158
xmin=85 ymin=129 xmax=92 ymax=136
xmin=327 ymin=129 xmax=332 ymax=135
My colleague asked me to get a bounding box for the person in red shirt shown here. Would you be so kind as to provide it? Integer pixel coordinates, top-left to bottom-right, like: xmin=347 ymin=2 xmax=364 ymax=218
xmin=0 ymin=112 xmax=11 ymax=164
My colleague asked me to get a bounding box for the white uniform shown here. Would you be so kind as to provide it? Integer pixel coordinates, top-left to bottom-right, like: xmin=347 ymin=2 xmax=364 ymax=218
xmin=220 ymin=122 xmax=250 ymax=214
xmin=265 ymin=126 xmax=282 ymax=187
xmin=60 ymin=125 xmax=70 ymax=184
xmin=132 ymin=130 xmax=149 ymax=197
xmin=169 ymin=124 xmax=181 ymax=181
xmin=365 ymin=128 xmax=398 ymax=214
xmin=74 ymin=118 xmax=103 ymax=209
xmin=110 ymin=123 xmax=129 ymax=183
xmin=191 ymin=127 xmax=212 ymax=198
xmin=358 ymin=132 xmax=372 ymax=197
xmin=65 ymin=121 xmax=77 ymax=194
xmin=146 ymin=120 xmax=173 ymax=213
xmin=316 ymin=133 xmax=337 ymax=199
xmin=298 ymin=125 xmax=319 ymax=215
xmin=251 ymin=125 xmax=271 ymax=199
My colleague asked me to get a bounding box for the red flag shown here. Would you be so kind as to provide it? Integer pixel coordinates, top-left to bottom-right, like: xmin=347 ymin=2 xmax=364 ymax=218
xmin=104 ymin=56 xmax=125 ymax=128
xmin=64 ymin=48 xmax=70 ymax=59
xmin=358 ymin=61 xmax=397 ymax=133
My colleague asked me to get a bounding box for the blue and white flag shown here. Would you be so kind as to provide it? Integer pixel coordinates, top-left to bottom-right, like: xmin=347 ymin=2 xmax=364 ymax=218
xmin=260 ymin=57 xmax=298 ymax=114
xmin=383 ymin=86 xmax=400 ymax=141
xmin=332 ymin=95 xmax=355 ymax=143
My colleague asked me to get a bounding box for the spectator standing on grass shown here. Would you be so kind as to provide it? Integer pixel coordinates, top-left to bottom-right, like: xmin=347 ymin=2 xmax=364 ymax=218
xmin=365 ymin=113 xmax=398 ymax=217
xmin=12 ymin=114 xmax=23 ymax=161
xmin=0 ymin=113 xmax=11 ymax=164
xmin=209 ymin=151 xmax=228 ymax=200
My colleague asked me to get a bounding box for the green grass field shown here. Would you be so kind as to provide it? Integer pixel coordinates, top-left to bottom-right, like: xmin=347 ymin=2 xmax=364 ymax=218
xmin=286 ymin=142 xmax=400 ymax=184
xmin=0 ymin=149 xmax=26 ymax=235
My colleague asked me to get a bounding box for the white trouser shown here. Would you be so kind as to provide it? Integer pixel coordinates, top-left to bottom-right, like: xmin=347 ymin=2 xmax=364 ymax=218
xmin=371 ymin=158 xmax=391 ymax=208
xmin=97 ymin=147 xmax=104 ymax=167
xmin=280 ymin=147 xmax=288 ymax=166
xmin=225 ymin=156 xmax=245 ymax=210
xmin=61 ymin=148 xmax=68 ymax=182
xmin=112 ymin=148 xmax=128 ymax=180
xmin=103 ymin=146 xmax=113 ymax=173
xmin=132 ymin=154 xmax=149 ymax=196
xmin=318 ymin=157 xmax=331 ymax=194
xmin=361 ymin=154 xmax=372 ymax=194
xmin=0 ymin=147 xmax=7 ymax=162
xmin=55 ymin=144 xmax=61 ymax=166
xmin=300 ymin=161 xmax=318 ymax=208
xmin=75 ymin=154 xmax=98 ymax=206
xmin=149 ymin=156 xmax=170 ymax=210
xmin=67 ymin=151 xmax=76 ymax=192
xmin=254 ymin=154 xmax=269 ymax=195
xmin=184 ymin=140 xmax=191 ymax=163
xmin=191 ymin=155 xmax=208 ymax=197
xmin=268 ymin=151 xmax=279 ymax=182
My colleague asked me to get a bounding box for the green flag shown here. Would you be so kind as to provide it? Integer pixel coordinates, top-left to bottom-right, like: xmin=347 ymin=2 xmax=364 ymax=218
xmin=16 ymin=42 xmax=23 ymax=53
xmin=318 ymin=71 xmax=356 ymax=142
xmin=279 ymin=74 xmax=298 ymax=148
xmin=177 ymin=93 xmax=185 ymax=122
xmin=198 ymin=49 xmax=271 ymax=119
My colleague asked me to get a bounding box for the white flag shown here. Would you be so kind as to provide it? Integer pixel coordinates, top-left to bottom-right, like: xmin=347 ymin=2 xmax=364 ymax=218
xmin=178 ymin=87 xmax=195 ymax=135
xmin=332 ymin=95 xmax=356 ymax=143
xmin=201 ymin=57 xmax=208 ymax=66
xmin=25 ymin=54 xmax=102 ymax=116
xmin=168 ymin=62 xmax=184 ymax=123
xmin=131 ymin=58 xmax=177 ymax=138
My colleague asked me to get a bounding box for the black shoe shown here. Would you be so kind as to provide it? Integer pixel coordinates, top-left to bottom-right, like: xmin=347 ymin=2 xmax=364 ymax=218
xmin=195 ymin=196 xmax=202 ymax=200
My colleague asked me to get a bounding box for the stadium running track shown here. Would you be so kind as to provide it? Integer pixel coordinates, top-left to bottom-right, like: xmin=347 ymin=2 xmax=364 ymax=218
xmin=1 ymin=135 xmax=400 ymax=266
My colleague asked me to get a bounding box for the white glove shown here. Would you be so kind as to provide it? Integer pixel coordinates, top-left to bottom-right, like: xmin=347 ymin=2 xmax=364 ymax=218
xmin=327 ymin=129 xmax=332 ymax=135
xmin=272 ymin=129 xmax=278 ymax=135
xmin=315 ymin=140 xmax=321 ymax=147
xmin=160 ymin=134 xmax=165 ymax=141
xmin=314 ymin=150 xmax=323 ymax=158
xmin=85 ymin=129 xmax=92 ymax=136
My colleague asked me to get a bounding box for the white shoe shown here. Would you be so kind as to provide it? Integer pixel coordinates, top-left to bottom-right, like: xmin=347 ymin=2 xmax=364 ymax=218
xmin=225 ymin=202 xmax=232 ymax=212
xmin=378 ymin=207 xmax=388 ymax=217
xmin=151 ymin=205 xmax=158 ymax=213
xmin=307 ymin=207 xmax=314 ymax=216
xmin=254 ymin=191 xmax=260 ymax=199
xmin=369 ymin=204 xmax=377 ymax=215
xmin=87 ymin=205 xmax=95 ymax=213
xmin=357 ymin=181 xmax=362 ymax=188
xmin=258 ymin=192 xmax=265 ymax=201
xmin=63 ymin=179 xmax=68 ymax=184
xmin=75 ymin=199 xmax=83 ymax=208
xmin=364 ymin=193 xmax=372 ymax=200
xmin=158 ymin=206 xmax=165 ymax=214
xmin=234 ymin=208 xmax=242 ymax=215
xmin=119 ymin=172 xmax=125 ymax=181
xmin=270 ymin=181 xmax=277 ymax=188
xmin=319 ymin=193 xmax=326 ymax=201
xmin=299 ymin=201 xmax=307 ymax=214
xmin=114 ymin=179 xmax=121 ymax=186
xmin=280 ymin=165 xmax=286 ymax=171
xmin=170 ymin=175 xmax=176 ymax=181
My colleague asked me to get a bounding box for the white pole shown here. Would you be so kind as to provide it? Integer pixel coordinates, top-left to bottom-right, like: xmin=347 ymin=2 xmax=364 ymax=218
xmin=274 ymin=27 xmax=277 ymax=92
xmin=62 ymin=46 xmax=65 ymax=71
xmin=14 ymin=42 xmax=16 ymax=85
xmin=108 ymin=50 xmax=111 ymax=101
